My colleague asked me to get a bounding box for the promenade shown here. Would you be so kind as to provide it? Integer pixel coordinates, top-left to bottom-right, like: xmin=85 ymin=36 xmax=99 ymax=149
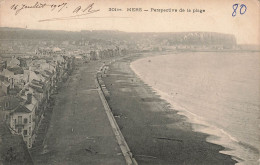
xmin=32 ymin=59 xmax=126 ymax=165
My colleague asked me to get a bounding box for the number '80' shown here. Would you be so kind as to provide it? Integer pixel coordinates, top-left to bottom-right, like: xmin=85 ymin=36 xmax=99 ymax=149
xmin=232 ymin=4 xmax=247 ymax=17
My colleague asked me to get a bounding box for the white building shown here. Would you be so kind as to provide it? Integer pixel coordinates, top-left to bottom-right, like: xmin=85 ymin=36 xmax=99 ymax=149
xmin=9 ymin=93 xmax=37 ymax=148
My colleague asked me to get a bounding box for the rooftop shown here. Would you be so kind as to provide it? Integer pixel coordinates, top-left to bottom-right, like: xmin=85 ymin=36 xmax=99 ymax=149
xmin=0 ymin=96 xmax=22 ymax=111
xmin=12 ymin=104 xmax=31 ymax=113
xmin=6 ymin=66 xmax=24 ymax=75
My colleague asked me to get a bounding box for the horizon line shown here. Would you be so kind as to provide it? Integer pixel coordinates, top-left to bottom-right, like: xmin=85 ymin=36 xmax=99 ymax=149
xmin=1 ymin=26 xmax=260 ymax=46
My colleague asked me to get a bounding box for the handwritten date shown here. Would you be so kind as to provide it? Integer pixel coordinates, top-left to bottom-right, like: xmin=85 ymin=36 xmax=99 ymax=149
xmin=10 ymin=2 xmax=100 ymax=22
xmin=10 ymin=2 xmax=67 ymax=15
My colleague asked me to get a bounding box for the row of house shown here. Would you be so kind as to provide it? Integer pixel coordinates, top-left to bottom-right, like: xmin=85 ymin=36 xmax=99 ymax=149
xmin=74 ymin=47 xmax=128 ymax=61
xmin=0 ymin=53 xmax=74 ymax=148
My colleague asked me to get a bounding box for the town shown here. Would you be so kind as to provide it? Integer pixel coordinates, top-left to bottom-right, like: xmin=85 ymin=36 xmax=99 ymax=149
xmin=0 ymin=28 xmax=258 ymax=164
xmin=0 ymin=32 xmax=134 ymax=163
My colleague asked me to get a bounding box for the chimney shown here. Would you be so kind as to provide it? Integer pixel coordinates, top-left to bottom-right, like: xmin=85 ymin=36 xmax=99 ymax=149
xmin=4 ymin=61 xmax=7 ymax=69
xmin=10 ymin=78 xmax=14 ymax=89
xmin=26 ymin=93 xmax=32 ymax=104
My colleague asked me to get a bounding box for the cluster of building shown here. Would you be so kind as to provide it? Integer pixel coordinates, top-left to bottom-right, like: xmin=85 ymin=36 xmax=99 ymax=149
xmin=0 ymin=37 xmax=133 ymax=151
xmin=0 ymin=48 xmax=74 ymax=148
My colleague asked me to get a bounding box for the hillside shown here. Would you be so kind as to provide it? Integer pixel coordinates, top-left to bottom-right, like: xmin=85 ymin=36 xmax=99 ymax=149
xmin=0 ymin=27 xmax=237 ymax=46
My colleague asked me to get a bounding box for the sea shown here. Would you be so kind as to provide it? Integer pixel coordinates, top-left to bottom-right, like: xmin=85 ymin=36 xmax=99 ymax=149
xmin=130 ymin=51 xmax=260 ymax=165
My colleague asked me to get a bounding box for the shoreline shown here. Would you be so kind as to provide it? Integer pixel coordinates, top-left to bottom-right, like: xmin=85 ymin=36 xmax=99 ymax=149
xmin=129 ymin=52 xmax=260 ymax=165
xmin=102 ymin=53 xmax=237 ymax=164
xmin=130 ymin=61 xmax=240 ymax=162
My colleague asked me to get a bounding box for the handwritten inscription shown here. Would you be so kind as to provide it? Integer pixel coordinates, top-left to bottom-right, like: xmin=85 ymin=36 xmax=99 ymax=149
xmin=232 ymin=4 xmax=247 ymax=17
xmin=9 ymin=2 xmax=100 ymax=22
xmin=10 ymin=2 xmax=68 ymax=15
xmin=73 ymin=3 xmax=99 ymax=14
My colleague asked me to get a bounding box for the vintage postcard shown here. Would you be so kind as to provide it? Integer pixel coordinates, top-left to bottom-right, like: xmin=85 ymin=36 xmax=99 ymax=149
xmin=0 ymin=0 xmax=259 ymax=164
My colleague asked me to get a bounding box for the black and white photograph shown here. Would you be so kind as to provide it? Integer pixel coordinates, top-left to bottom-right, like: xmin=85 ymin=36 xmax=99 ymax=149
xmin=0 ymin=0 xmax=259 ymax=164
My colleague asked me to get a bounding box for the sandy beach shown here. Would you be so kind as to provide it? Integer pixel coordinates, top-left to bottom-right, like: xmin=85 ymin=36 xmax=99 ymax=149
xmin=102 ymin=53 xmax=237 ymax=165
xmin=130 ymin=52 xmax=260 ymax=164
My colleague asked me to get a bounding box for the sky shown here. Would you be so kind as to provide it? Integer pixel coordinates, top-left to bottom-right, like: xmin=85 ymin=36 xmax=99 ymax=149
xmin=0 ymin=0 xmax=259 ymax=44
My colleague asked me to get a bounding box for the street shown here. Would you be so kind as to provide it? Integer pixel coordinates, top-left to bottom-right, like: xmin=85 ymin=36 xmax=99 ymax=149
xmin=32 ymin=60 xmax=126 ymax=165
